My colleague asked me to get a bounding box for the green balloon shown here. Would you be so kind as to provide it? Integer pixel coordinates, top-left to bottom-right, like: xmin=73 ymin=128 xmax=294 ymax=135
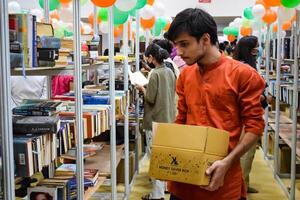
xmin=54 ymin=27 xmax=64 ymax=38
xmin=230 ymin=27 xmax=239 ymax=37
xmin=223 ymin=27 xmax=231 ymax=35
xmin=113 ymin=6 xmax=129 ymax=25
xmin=39 ymin=0 xmax=60 ymax=11
xmin=129 ymin=8 xmax=136 ymax=17
xmin=244 ymin=7 xmax=254 ymax=20
xmin=155 ymin=18 xmax=167 ymax=31
xmin=64 ymin=28 xmax=73 ymax=37
xmin=135 ymin=0 xmax=147 ymax=9
xmin=281 ymin=0 xmax=300 ymax=8
xmin=98 ymin=8 xmax=108 ymax=22
xmin=80 ymin=0 xmax=88 ymax=5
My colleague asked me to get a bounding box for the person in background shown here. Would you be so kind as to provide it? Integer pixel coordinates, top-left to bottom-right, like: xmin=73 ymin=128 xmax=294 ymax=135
xmin=164 ymin=8 xmax=265 ymax=200
xmin=233 ymin=35 xmax=267 ymax=194
xmin=11 ymin=76 xmax=47 ymax=108
xmin=152 ymin=39 xmax=180 ymax=78
xmin=225 ymin=46 xmax=234 ymax=57
xmin=136 ymin=43 xmax=176 ymax=200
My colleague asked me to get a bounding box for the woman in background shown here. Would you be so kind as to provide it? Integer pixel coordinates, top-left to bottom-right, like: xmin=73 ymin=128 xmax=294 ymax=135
xmin=136 ymin=43 xmax=176 ymax=200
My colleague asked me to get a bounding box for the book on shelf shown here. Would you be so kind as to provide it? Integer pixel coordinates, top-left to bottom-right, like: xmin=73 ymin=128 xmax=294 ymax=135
xmin=37 ymin=48 xmax=59 ymax=61
xmin=60 ymin=148 xmax=97 ymax=161
xmin=27 ymin=186 xmax=57 ymax=200
xmin=38 ymin=179 xmax=71 ymax=200
xmin=37 ymin=36 xmax=61 ymax=49
xmin=37 ymin=22 xmax=54 ymax=37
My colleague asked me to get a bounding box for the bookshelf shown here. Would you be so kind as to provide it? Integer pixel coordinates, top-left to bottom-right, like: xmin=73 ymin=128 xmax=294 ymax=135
xmin=262 ymin=10 xmax=300 ymax=200
xmin=0 ymin=0 xmax=139 ymax=199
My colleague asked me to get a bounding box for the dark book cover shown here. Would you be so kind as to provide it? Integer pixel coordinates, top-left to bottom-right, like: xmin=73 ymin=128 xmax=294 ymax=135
xmin=13 ymin=115 xmax=60 ymax=134
xmin=37 ymin=48 xmax=59 ymax=61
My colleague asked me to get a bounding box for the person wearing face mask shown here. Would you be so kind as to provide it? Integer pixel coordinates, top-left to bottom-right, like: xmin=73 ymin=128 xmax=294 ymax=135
xmin=232 ymin=36 xmax=267 ymax=194
xmin=164 ymin=8 xmax=265 ymax=200
xmin=136 ymin=43 xmax=176 ymax=200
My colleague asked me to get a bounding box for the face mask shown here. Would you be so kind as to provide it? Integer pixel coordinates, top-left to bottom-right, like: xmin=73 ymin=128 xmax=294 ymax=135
xmin=147 ymin=61 xmax=156 ymax=69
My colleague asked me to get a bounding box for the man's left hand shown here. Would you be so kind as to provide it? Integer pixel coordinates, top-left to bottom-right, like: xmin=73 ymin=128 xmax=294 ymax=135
xmin=202 ymin=159 xmax=231 ymax=191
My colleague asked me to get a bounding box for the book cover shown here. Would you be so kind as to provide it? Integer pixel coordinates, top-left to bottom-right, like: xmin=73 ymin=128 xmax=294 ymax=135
xmin=27 ymin=186 xmax=57 ymax=200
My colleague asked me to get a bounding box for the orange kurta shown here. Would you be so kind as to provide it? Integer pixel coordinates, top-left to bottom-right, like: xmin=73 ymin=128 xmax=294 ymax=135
xmin=168 ymin=55 xmax=265 ymax=200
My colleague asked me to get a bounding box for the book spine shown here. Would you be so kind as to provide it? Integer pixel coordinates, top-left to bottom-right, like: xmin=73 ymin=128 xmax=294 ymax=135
xmin=39 ymin=36 xmax=61 ymax=49
xmin=13 ymin=109 xmax=52 ymax=116
xmin=13 ymin=124 xmax=57 ymax=134
xmin=32 ymin=15 xmax=38 ymax=67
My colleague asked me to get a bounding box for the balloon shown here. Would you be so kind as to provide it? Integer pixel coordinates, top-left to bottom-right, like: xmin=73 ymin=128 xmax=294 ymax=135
xmin=100 ymin=22 xmax=109 ymax=34
xmin=58 ymin=6 xmax=73 ymax=23
xmin=54 ymin=27 xmax=65 ymax=38
xmin=164 ymin=22 xmax=171 ymax=31
xmin=264 ymin=0 xmax=281 ymax=7
xmin=252 ymin=4 xmax=266 ymax=19
xmin=114 ymin=25 xmax=123 ymax=38
xmin=281 ymin=0 xmax=300 ymax=8
xmin=244 ymin=7 xmax=254 ymax=20
xmin=282 ymin=20 xmax=292 ymax=30
xmin=50 ymin=10 xmax=60 ymax=20
xmin=31 ymin=9 xmax=44 ymax=19
xmin=155 ymin=17 xmax=167 ymax=32
xmin=252 ymin=18 xmax=263 ymax=30
xmin=292 ymin=13 xmax=297 ymax=21
xmin=241 ymin=18 xmax=252 ymax=28
xmin=91 ymin=0 xmax=116 ymax=7
xmin=129 ymin=8 xmax=137 ymax=16
xmin=227 ymin=34 xmax=236 ymax=42
xmin=140 ymin=5 xmax=154 ymax=20
xmin=233 ymin=17 xmax=242 ymax=27
xmin=39 ymin=0 xmax=60 ymax=11
xmin=262 ymin=9 xmax=277 ymax=24
xmin=240 ymin=27 xmax=253 ymax=36
xmin=229 ymin=22 xmax=235 ymax=27
xmin=83 ymin=25 xmax=92 ymax=34
xmin=113 ymin=6 xmax=129 ymax=25
xmin=255 ymin=0 xmax=268 ymax=8
xmin=8 ymin=1 xmax=21 ymax=14
xmin=80 ymin=0 xmax=88 ymax=5
xmin=230 ymin=27 xmax=239 ymax=36
xmin=59 ymin=0 xmax=71 ymax=3
xmin=98 ymin=8 xmax=108 ymax=22
xmin=153 ymin=2 xmax=165 ymax=17
xmin=64 ymin=28 xmax=73 ymax=37
xmin=115 ymin=0 xmax=137 ymax=12
xmin=147 ymin=0 xmax=155 ymax=5
xmin=223 ymin=27 xmax=231 ymax=35
xmin=135 ymin=0 xmax=147 ymax=9
xmin=278 ymin=6 xmax=295 ymax=23
xmin=140 ymin=16 xmax=156 ymax=29
xmin=51 ymin=18 xmax=59 ymax=28
xmin=88 ymin=13 xmax=100 ymax=26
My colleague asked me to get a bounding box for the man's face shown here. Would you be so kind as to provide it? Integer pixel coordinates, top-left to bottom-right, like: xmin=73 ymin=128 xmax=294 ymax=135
xmin=173 ymin=32 xmax=208 ymax=65
xmin=36 ymin=194 xmax=48 ymax=200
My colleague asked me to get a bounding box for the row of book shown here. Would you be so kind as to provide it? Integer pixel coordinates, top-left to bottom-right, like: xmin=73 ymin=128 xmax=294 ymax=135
xmin=9 ymin=13 xmax=61 ymax=68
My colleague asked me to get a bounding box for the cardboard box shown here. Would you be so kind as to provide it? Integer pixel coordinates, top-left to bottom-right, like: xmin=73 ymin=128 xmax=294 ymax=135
xmin=149 ymin=123 xmax=229 ymax=186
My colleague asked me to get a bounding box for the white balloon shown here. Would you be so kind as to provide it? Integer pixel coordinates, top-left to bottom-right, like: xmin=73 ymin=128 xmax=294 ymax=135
xmin=59 ymin=6 xmax=73 ymax=23
xmin=252 ymin=4 xmax=266 ymax=19
xmin=154 ymin=2 xmax=165 ymax=17
xmin=99 ymin=22 xmax=109 ymax=34
xmin=278 ymin=6 xmax=295 ymax=24
xmin=140 ymin=5 xmax=154 ymax=20
xmin=229 ymin=22 xmax=235 ymax=27
xmin=83 ymin=25 xmax=92 ymax=34
xmin=51 ymin=18 xmax=59 ymax=29
xmin=8 ymin=1 xmax=21 ymax=14
xmin=30 ymin=9 xmax=43 ymax=20
xmin=115 ymin=0 xmax=137 ymax=12
xmin=233 ymin=17 xmax=242 ymax=27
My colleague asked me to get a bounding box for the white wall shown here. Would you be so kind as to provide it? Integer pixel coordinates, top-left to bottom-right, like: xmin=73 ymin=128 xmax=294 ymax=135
xmin=13 ymin=0 xmax=255 ymax=18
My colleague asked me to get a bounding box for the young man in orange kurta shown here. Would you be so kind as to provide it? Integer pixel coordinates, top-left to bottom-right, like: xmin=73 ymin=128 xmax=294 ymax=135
xmin=164 ymin=8 xmax=265 ymax=200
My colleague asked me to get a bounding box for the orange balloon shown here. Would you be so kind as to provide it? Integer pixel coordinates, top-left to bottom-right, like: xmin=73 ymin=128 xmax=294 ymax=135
xmin=91 ymin=0 xmax=116 ymax=7
xmin=50 ymin=11 xmax=60 ymax=20
xmin=164 ymin=22 xmax=171 ymax=31
xmin=262 ymin=9 xmax=277 ymax=24
xmin=59 ymin=0 xmax=71 ymax=3
xmin=282 ymin=20 xmax=292 ymax=31
xmin=264 ymin=0 xmax=281 ymax=7
xmin=140 ymin=16 xmax=156 ymax=29
xmin=273 ymin=24 xmax=278 ymax=32
xmin=240 ymin=27 xmax=252 ymax=36
xmin=227 ymin=34 xmax=236 ymax=42
xmin=255 ymin=0 xmax=269 ymax=8
xmin=147 ymin=0 xmax=155 ymax=5
xmin=114 ymin=25 xmax=123 ymax=38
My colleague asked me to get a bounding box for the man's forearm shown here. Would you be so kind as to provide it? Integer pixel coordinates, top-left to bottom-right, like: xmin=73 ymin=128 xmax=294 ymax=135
xmin=222 ymin=132 xmax=260 ymax=168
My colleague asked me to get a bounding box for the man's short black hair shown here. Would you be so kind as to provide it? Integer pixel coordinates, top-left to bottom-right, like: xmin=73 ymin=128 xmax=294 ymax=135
xmin=164 ymin=8 xmax=218 ymax=45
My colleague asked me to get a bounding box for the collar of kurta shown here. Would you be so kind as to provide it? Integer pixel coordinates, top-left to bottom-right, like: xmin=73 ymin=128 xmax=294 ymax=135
xmin=197 ymin=53 xmax=227 ymax=73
